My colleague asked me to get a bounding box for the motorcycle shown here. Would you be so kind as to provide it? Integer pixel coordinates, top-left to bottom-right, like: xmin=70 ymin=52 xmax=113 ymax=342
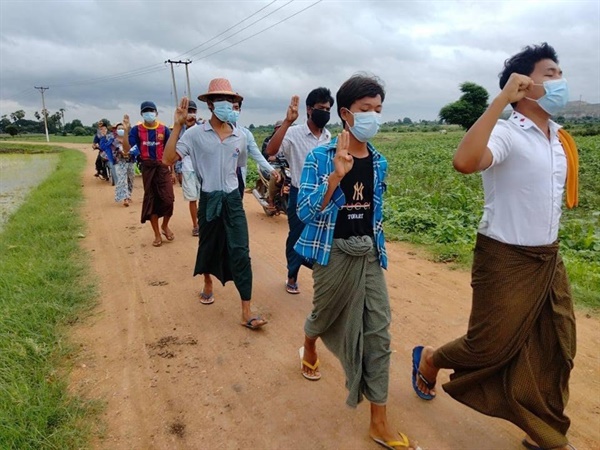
xmin=252 ymin=155 xmax=291 ymax=216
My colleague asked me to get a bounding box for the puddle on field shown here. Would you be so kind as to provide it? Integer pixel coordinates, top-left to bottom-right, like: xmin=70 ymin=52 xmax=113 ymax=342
xmin=0 ymin=153 xmax=59 ymax=231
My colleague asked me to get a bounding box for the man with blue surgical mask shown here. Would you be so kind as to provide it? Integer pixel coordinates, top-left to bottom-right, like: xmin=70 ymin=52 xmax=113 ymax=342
xmin=414 ymin=43 xmax=578 ymax=450
xmin=123 ymin=101 xmax=173 ymax=248
xmin=163 ymin=78 xmax=268 ymax=331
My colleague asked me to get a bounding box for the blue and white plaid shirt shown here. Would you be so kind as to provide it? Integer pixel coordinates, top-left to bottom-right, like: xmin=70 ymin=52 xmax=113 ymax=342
xmin=294 ymin=137 xmax=388 ymax=268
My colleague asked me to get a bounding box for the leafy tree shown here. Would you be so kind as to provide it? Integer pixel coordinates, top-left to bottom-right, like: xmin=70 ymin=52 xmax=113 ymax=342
xmin=72 ymin=126 xmax=87 ymax=136
xmin=439 ymin=82 xmax=489 ymax=130
xmin=10 ymin=110 xmax=25 ymax=123
xmin=5 ymin=124 xmax=19 ymax=136
xmin=0 ymin=115 xmax=10 ymax=132
xmin=402 ymin=117 xmax=413 ymax=124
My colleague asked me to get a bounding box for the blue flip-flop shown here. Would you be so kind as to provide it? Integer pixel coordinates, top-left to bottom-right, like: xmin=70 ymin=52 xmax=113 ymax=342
xmin=412 ymin=346 xmax=436 ymax=401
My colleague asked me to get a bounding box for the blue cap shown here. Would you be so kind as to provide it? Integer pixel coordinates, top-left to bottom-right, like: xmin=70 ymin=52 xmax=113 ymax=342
xmin=188 ymin=100 xmax=197 ymax=111
xmin=140 ymin=101 xmax=157 ymax=112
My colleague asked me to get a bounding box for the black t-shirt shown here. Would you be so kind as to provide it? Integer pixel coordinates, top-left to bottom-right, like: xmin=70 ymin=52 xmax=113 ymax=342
xmin=333 ymin=153 xmax=374 ymax=239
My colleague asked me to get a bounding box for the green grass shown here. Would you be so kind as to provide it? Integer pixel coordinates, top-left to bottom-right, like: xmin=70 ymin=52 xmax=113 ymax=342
xmin=0 ymin=134 xmax=94 ymax=145
xmin=0 ymin=143 xmax=100 ymax=449
xmin=373 ymin=131 xmax=600 ymax=309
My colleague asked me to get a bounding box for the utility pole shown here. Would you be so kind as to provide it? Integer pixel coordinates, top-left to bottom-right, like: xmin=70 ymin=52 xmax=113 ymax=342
xmin=34 ymin=86 xmax=50 ymax=142
xmin=166 ymin=60 xmax=179 ymax=108
xmin=165 ymin=59 xmax=193 ymax=107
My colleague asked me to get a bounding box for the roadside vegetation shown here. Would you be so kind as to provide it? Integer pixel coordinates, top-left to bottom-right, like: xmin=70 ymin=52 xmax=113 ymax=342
xmin=249 ymin=129 xmax=599 ymax=309
xmin=0 ymin=142 xmax=99 ymax=449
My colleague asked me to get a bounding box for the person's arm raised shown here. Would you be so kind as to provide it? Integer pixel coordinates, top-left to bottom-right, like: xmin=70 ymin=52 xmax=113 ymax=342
xmin=453 ymin=73 xmax=533 ymax=174
xmin=163 ymin=97 xmax=189 ymax=165
xmin=265 ymin=95 xmax=299 ymax=156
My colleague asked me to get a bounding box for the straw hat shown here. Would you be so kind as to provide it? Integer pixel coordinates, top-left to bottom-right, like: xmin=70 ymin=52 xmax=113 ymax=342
xmin=198 ymin=78 xmax=243 ymax=103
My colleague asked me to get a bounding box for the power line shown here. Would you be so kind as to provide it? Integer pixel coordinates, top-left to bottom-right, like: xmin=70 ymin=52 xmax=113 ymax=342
xmin=175 ymin=0 xmax=279 ymax=59
xmin=193 ymin=0 xmax=323 ymax=61
xmin=47 ymin=1 xmax=284 ymax=90
xmin=6 ymin=1 xmax=322 ymax=95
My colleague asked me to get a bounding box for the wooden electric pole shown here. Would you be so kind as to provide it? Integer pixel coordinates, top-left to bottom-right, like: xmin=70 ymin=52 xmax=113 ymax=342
xmin=34 ymin=86 xmax=50 ymax=142
xmin=165 ymin=59 xmax=193 ymax=107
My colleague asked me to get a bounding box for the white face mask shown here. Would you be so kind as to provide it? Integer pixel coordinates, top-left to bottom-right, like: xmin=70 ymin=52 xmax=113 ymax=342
xmin=116 ymin=129 xmax=125 ymax=137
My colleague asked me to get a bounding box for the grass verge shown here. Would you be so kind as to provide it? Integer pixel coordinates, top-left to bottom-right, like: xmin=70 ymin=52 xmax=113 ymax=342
xmin=0 ymin=145 xmax=99 ymax=449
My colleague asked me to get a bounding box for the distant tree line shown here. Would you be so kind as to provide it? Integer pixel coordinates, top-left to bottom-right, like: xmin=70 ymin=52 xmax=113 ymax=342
xmin=1 ymin=99 xmax=598 ymax=137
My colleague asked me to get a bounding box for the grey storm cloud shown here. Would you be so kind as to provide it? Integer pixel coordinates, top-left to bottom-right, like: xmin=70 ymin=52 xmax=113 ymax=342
xmin=1 ymin=0 xmax=598 ymax=127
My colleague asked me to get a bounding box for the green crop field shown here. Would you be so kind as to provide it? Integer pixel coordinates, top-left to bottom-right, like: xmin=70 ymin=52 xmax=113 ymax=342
xmin=248 ymin=129 xmax=600 ymax=309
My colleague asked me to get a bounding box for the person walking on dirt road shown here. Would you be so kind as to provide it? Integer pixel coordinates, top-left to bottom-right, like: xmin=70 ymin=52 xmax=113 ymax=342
xmin=265 ymin=87 xmax=333 ymax=295
xmin=413 ymin=43 xmax=578 ymax=450
xmin=123 ymin=101 xmax=174 ymax=248
xmin=295 ymin=74 xmax=420 ymax=450
xmin=163 ymin=79 xmax=267 ymax=331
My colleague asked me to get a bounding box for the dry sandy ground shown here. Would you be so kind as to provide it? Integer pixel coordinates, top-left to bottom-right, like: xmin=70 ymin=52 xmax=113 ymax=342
xmin=63 ymin=143 xmax=599 ymax=450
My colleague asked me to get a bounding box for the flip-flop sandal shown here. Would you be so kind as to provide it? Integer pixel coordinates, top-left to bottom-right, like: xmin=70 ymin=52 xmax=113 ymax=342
xmin=299 ymin=347 xmax=321 ymax=381
xmin=199 ymin=292 xmax=214 ymax=305
xmin=286 ymin=282 xmax=300 ymax=294
xmin=412 ymin=346 xmax=436 ymax=400
xmin=152 ymin=238 xmax=162 ymax=247
xmin=241 ymin=316 xmax=267 ymax=330
xmin=161 ymin=230 xmax=175 ymax=241
xmin=372 ymin=432 xmax=414 ymax=450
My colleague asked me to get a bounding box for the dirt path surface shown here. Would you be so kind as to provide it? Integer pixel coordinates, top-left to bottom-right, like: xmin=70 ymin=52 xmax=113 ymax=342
xmin=64 ymin=143 xmax=599 ymax=450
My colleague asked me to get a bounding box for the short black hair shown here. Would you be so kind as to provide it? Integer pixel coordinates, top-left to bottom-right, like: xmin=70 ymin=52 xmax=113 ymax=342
xmin=305 ymin=87 xmax=334 ymax=108
xmin=499 ymin=42 xmax=559 ymax=89
xmin=336 ymin=74 xmax=385 ymax=126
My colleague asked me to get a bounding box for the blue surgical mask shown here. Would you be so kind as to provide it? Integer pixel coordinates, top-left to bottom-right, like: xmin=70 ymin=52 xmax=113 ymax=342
xmin=212 ymin=101 xmax=233 ymax=122
xmin=347 ymin=110 xmax=381 ymax=142
xmin=227 ymin=110 xmax=240 ymax=124
xmin=142 ymin=112 xmax=156 ymax=123
xmin=530 ymin=79 xmax=569 ymax=116
xmin=116 ymin=129 xmax=125 ymax=137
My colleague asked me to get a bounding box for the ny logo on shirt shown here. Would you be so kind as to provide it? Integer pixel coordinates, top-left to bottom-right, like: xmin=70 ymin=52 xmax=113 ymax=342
xmin=353 ymin=182 xmax=364 ymax=201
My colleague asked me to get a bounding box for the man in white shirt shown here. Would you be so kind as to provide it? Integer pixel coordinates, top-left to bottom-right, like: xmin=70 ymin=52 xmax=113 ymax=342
xmin=265 ymin=88 xmax=333 ymax=295
xmin=413 ymin=43 xmax=577 ymax=450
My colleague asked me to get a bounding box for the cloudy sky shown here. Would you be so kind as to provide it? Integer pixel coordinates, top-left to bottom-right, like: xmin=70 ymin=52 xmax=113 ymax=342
xmin=1 ymin=0 xmax=599 ymax=128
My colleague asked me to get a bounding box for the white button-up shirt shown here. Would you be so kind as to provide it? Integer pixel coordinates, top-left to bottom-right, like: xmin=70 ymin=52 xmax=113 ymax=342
xmin=280 ymin=122 xmax=331 ymax=188
xmin=479 ymin=111 xmax=567 ymax=246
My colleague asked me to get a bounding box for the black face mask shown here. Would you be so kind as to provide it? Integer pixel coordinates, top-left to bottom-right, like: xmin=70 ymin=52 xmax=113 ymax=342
xmin=311 ymin=108 xmax=330 ymax=129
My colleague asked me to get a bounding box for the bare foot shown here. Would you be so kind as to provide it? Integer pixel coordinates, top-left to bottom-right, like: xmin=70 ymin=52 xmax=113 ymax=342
xmin=417 ymin=346 xmax=439 ymax=398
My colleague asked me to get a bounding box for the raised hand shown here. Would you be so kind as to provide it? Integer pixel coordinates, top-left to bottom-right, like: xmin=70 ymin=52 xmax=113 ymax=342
xmin=122 ymin=114 xmax=130 ymax=130
xmin=286 ymin=95 xmax=300 ymax=123
xmin=500 ymin=73 xmax=535 ymax=105
xmin=333 ymin=130 xmax=353 ymax=178
xmin=174 ymin=97 xmax=189 ymax=126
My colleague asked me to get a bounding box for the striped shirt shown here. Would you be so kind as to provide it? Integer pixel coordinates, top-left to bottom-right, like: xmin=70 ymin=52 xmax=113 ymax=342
xmin=294 ymin=138 xmax=388 ymax=268
xmin=128 ymin=122 xmax=170 ymax=161
xmin=280 ymin=122 xmax=331 ymax=188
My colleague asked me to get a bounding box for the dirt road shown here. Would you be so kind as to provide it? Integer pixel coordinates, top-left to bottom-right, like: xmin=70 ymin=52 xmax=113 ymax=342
xmin=66 ymin=144 xmax=599 ymax=449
